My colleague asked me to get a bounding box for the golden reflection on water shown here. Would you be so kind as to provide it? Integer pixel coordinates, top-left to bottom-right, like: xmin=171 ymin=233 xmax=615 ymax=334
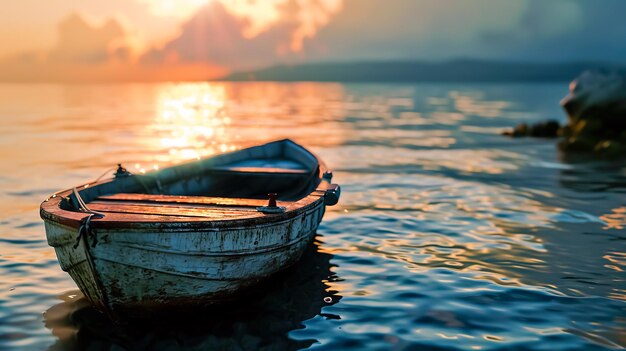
xmin=133 ymin=82 xmax=349 ymax=170
xmin=451 ymin=91 xmax=510 ymax=118
xmin=143 ymin=84 xmax=238 ymax=167
xmin=600 ymin=206 xmax=626 ymax=230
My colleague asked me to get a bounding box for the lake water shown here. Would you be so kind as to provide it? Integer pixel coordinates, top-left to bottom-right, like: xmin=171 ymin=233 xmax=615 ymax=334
xmin=0 ymin=82 xmax=624 ymax=350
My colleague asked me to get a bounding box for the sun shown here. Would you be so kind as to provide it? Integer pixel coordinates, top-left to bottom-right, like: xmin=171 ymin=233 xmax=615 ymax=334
xmin=137 ymin=0 xmax=210 ymax=19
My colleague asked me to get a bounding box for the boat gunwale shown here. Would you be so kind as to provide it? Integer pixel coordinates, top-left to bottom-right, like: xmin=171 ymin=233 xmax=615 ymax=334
xmin=40 ymin=139 xmax=332 ymax=230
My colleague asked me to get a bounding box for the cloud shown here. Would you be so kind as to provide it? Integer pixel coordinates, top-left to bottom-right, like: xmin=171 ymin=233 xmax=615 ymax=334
xmin=220 ymin=0 xmax=343 ymax=51
xmin=522 ymin=0 xmax=582 ymax=38
xmin=0 ymin=13 xmax=133 ymax=81
xmin=0 ymin=12 xmax=225 ymax=82
xmin=140 ymin=0 xmax=343 ymax=70
xmin=2 ymin=0 xmax=625 ymax=82
xmin=478 ymin=0 xmax=583 ymax=53
xmin=298 ymin=0 xmax=586 ymax=62
xmin=142 ymin=0 xmax=582 ymax=67
xmin=48 ymin=13 xmax=134 ymax=64
xmin=140 ymin=2 xmax=286 ymax=70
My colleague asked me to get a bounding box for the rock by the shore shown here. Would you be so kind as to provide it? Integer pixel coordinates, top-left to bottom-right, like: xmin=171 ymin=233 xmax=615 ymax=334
xmin=559 ymin=69 xmax=626 ymax=155
xmin=561 ymin=69 xmax=626 ymax=124
xmin=503 ymin=120 xmax=561 ymax=138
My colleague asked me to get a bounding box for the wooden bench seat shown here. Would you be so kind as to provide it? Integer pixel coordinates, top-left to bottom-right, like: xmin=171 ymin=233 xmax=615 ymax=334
xmin=88 ymin=193 xmax=295 ymax=220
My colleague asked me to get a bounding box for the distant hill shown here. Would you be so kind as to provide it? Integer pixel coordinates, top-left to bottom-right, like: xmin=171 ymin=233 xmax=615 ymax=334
xmin=222 ymin=60 xmax=619 ymax=83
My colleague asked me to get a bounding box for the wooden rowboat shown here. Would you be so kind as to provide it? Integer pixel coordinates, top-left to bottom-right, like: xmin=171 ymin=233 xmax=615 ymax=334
xmin=40 ymin=139 xmax=340 ymax=315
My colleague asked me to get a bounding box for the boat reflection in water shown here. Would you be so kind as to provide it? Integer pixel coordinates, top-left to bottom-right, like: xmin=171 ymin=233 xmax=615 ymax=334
xmin=43 ymin=238 xmax=340 ymax=351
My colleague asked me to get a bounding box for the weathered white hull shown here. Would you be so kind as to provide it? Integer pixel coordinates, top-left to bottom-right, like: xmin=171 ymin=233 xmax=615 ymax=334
xmin=45 ymin=197 xmax=325 ymax=312
xmin=41 ymin=139 xmax=340 ymax=314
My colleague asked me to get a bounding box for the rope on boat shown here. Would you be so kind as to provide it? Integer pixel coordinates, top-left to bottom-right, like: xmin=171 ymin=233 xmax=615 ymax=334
xmin=72 ymin=187 xmax=105 ymax=217
xmin=93 ymin=166 xmax=118 ymax=183
xmin=75 ymin=214 xmax=117 ymax=321
xmin=71 ymin=188 xmax=117 ymax=320
xmin=45 ymin=165 xmax=129 ymax=202
xmin=72 ymin=188 xmax=105 ymax=249
xmin=73 ymin=213 xmax=101 ymax=249
xmin=45 ymin=167 xmax=118 ymax=202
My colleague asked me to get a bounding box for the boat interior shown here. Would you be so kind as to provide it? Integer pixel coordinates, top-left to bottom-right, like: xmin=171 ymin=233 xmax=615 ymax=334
xmin=59 ymin=140 xmax=324 ymax=221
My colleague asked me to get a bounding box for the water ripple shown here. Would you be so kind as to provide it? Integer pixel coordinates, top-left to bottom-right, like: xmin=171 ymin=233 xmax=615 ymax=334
xmin=1 ymin=82 xmax=625 ymax=350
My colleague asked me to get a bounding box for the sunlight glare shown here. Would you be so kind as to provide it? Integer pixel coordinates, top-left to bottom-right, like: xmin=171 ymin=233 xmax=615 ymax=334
xmin=148 ymin=83 xmax=236 ymax=164
xmin=137 ymin=0 xmax=210 ymax=18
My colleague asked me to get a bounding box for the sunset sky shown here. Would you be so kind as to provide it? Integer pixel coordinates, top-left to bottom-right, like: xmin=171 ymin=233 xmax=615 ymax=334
xmin=1 ymin=0 xmax=625 ymax=82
